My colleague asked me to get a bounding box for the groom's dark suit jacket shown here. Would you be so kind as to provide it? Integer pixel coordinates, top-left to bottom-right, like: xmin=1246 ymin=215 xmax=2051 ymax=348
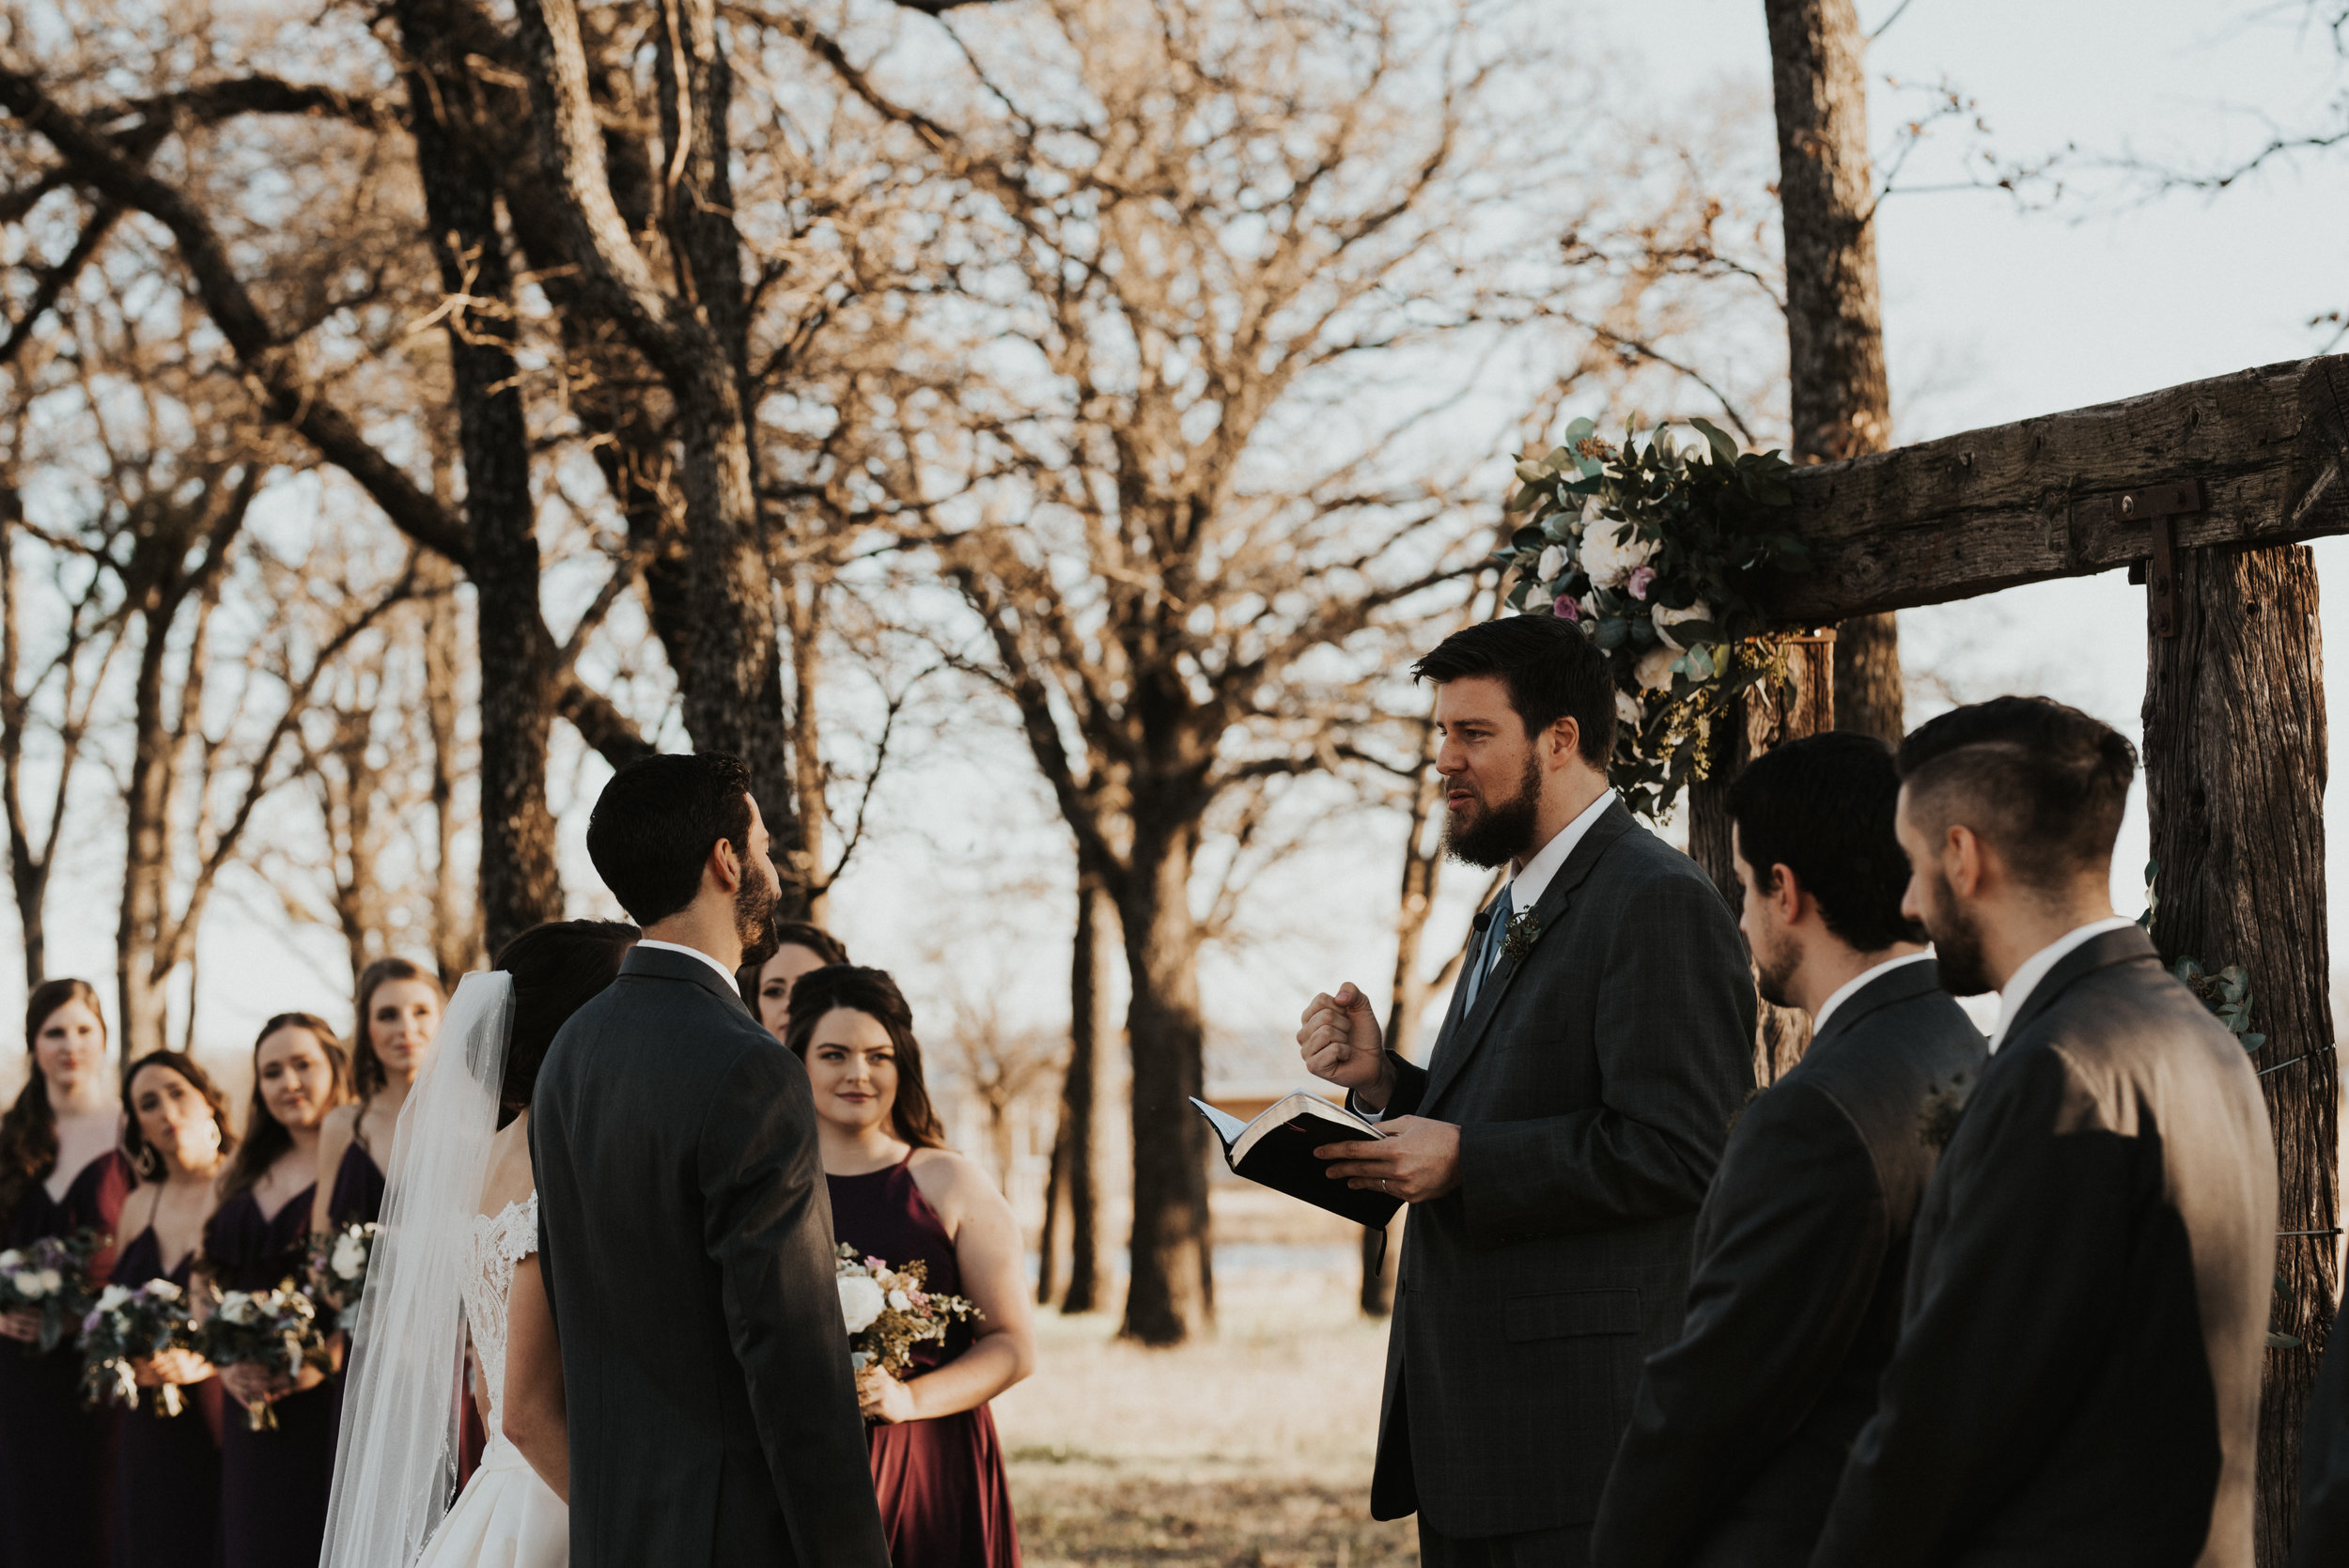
xmin=1590 ymin=957 xmax=1984 ymax=1567
xmin=530 ymin=945 xmax=889 ymax=1568
xmin=1370 ymin=800 xmax=1756 ymax=1539
xmin=1812 ymin=925 xmax=2277 ymax=1568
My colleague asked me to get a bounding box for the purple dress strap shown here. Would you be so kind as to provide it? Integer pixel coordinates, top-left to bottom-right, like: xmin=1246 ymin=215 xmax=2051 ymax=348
xmin=0 ymin=1151 xmax=130 ymax=1568
xmin=110 ymin=1225 xmax=223 ymax=1567
xmin=204 ymin=1185 xmax=334 ymax=1568
xmin=827 ymin=1155 xmax=1021 ymax=1568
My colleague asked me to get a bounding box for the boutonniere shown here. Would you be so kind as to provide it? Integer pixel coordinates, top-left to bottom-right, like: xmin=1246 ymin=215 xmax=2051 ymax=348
xmin=1499 ymin=908 xmax=1543 ymax=965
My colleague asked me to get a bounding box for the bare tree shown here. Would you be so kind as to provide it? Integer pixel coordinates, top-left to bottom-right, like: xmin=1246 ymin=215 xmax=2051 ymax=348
xmin=1038 ymin=859 xmax=1112 ymax=1312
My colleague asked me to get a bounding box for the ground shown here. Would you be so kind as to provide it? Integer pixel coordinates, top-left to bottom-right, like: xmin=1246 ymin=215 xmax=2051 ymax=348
xmin=996 ymin=1208 xmax=1419 ymax=1568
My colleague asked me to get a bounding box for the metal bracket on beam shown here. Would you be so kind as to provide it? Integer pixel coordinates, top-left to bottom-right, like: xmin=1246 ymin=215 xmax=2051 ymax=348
xmin=2113 ymin=478 xmax=2207 ymax=637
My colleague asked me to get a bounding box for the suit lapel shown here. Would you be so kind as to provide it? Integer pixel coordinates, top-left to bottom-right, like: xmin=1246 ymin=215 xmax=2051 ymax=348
xmin=1805 ymin=958 xmax=1945 ymax=1056
xmin=1420 ymin=803 xmax=1638 ymax=1111
xmin=1999 ymin=924 xmax=2158 ymax=1046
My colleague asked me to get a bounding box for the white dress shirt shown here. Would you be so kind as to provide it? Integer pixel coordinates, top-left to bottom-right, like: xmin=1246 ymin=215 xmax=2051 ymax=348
xmin=1358 ymin=789 xmax=1619 ymax=1121
xmin=635 ymin=938 xmax=740 ymax=991
xmin=1809 ymin=951 xmax=1934 ymax=1038
xmin=1985 ymin=916 xmax=2140 ymax=1054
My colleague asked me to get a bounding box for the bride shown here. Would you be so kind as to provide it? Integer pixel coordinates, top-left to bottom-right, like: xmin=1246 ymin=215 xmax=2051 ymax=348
xmin=319 ymin=921 xmax=639 ymax=1568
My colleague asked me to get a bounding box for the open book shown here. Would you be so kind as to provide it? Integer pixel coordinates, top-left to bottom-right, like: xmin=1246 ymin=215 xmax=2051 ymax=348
xmin=1190 ymin=1093 xmax=1403 ymax=1228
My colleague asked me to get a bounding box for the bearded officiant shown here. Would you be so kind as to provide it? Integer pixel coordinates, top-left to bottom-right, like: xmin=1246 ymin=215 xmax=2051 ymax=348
xmin=1299 ymin=617 xmax=1755 ymax=1567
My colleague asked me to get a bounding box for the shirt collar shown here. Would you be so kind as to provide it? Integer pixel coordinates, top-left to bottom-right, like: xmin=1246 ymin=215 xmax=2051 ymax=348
xmin=1811 ymin=951 xmax=1934 ymax=1038
xmin=1505 ymin=790 xmax=1616 ymax=913
xmin=1986 ymin=916 xmax=2140 ymax=1053
xmin=635 ymin=939 xmax=741 ymax=992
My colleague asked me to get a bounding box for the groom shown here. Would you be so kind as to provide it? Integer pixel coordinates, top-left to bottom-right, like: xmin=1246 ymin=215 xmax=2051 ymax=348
xmin=1300 ymin=617 xmax=1755 ymax=1565
xmin=531 ymin=753 xmax=888 ymax=1567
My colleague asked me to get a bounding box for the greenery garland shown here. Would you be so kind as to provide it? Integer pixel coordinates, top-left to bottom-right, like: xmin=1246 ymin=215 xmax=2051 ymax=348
xmin=1493 ymin=416 xmax=1813 ymax=819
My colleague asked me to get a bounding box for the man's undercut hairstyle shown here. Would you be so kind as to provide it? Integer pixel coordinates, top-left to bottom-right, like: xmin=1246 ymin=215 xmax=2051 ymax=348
xmin=586 ymin=753 xmax=757 ymax=927
xmin=1411 ymin=616 xmax=1615 ymax=768
xmin=1729 ymin=731 xmax=1924 ymax=953
xmin=1896 ymin=696 xmax=2138 ymax=889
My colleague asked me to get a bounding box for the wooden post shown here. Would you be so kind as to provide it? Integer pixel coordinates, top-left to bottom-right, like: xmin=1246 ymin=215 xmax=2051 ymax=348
xmin=1688 ymin=631 xmax=1836 ymax=1085
xmin=2142 ymin=541 xmax=2339 ymax=1566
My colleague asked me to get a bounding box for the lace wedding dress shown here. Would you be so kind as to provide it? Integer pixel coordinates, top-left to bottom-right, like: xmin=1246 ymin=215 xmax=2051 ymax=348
xmin=412 ymin=1193 xmax=567 ymax=1568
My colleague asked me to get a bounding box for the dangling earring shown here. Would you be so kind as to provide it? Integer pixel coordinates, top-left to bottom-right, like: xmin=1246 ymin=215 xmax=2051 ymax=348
xmin=132 ymin=1142 xmax=162 ymax=1184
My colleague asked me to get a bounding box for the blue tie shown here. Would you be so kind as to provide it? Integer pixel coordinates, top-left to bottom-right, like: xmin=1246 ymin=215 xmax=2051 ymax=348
xmin=1465 ymin=885 xmax=1514 ymax=1010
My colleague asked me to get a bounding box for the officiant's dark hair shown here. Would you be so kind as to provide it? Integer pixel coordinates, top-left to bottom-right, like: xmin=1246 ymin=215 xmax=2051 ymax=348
xmin=783 ymin=966 xmax=945 ymax=1149
xmin=1897 ymin=696 xmax=2138 ymax=887
xmin=587 ymin=753 xmax=758 ymax=925
xmin=1730 ymin=732 xmax=1923 ymax=952
xmin=1412 ymin=616 xmax=1614 ymax=768
xmin=493 ymin=920 xmax=641 ymax=1119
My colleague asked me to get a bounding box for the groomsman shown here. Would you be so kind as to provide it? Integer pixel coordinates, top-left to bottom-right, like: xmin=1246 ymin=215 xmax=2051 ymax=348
xmin=1590 ymin=732 xmax=1983 ymax=1567
xmin=1811 ymin=697 xmax=2277 ymax=1568
xmin=1299 ymin=616 xmax=1756 ymax=1566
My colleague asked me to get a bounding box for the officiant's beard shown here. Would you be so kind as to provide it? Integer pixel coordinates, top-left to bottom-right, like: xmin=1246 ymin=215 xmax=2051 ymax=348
xmin=736 ymin=865 xmax=782 ymax=969
xmin=1444 ymin=752 xmax=1545 ymax=871
xmin=1918 ymin=870 xmax=1992 ymax=996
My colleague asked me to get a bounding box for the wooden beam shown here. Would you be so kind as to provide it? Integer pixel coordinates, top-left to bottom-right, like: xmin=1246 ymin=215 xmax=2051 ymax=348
xmin=1769 ymin=355 xmax=2349 ymax=622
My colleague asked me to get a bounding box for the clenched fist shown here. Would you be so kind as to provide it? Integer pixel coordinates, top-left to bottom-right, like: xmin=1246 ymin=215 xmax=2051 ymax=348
xmin=1298 ymin=982 xmax=1393 ymax=1110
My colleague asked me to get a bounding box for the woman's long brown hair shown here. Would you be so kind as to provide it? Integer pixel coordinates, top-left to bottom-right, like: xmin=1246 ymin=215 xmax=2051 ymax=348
xmin=217 ymin=1014 xmax=350 ymax=1202
xmin=782 ymin=966 xmax=945 ymax=1150
xmin=0 ymin=979 xmax=107 ymax=1220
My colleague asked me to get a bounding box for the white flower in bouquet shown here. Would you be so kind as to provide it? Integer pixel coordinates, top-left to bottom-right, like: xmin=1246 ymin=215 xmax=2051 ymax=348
xmin=94 ymin=1283 xmax=132 ymax=1314
xmin=1523 ymin=583 xmax=1554 ymax=612
xmin=38 ymin=1270 xmax=60 ymax=1295
xmin=1579 ymin=520 xmax=1657 ymax=588
xmin=1614 ymin=690 xmax=1644 ymax=728
xmin=1652 ymin=599 xmax=1716 ymax=652
xmin=220 ymin=1295 xmax=257 ymax=1327
xmin=886 ymin=1288 xmax=910 ymax=1312
xmin=1536 ymin=543 xmax=1568 ymax=582
xmin=1635 ymin=645 xmax=1680 ymax=693
xmin=838 ymin=1275 xmax=885 ymax=1334
xmin=330 ymin=1232 xmax=368 ymax=1282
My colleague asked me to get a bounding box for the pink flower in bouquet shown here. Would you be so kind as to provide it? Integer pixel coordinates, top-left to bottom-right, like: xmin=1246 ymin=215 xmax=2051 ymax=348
xmin=1626 ymin=565 xmax=1657 ymax=600
xmin=1550 ymin=595 xmax=1579 ymax=622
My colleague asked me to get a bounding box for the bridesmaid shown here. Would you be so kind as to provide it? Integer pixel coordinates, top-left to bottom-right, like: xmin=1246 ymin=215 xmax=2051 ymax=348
xmin=310 ymin=959 xmax=443 ymax=1236
xmin=783 ymin=966 xmax=1033 ymax=1568
xmin=739 ymin=922 xmax=848 ymax=1040
xmin=0 ymin=978 xmax=129 ymax=1568
xmin=113 ymin=1051 xmax=234 ymax=1568
xmin=200 ymin=1014 xmax=348 ymax=1568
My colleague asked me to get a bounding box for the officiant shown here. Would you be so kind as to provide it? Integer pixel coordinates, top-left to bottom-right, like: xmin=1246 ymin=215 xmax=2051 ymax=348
xmin=1299 ymin=617 xmax=1755 ymax=1567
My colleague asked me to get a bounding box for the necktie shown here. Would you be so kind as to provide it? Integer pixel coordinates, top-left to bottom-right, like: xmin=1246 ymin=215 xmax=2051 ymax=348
xmin=1464 ymin=885 xmax=1514 ymax=1009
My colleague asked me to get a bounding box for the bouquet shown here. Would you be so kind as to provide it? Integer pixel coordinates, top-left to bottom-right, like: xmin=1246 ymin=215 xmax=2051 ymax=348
xmin=834 ymin=1244 xmax=981 ymax=1380
xmin=79 ymin=1279 xmax=201 ymax=1416
xmin=198 ymin=1281 xmax=331 ymax=1431
xmin=0 ymin=1230 xmax=101 ymax=1354
xmin=307 ymin=1220 xmax=380 ymax=1333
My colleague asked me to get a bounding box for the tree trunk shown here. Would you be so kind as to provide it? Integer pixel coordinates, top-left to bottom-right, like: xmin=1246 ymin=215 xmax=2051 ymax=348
xmin=1059 ymin=862 xmax=1106 ymax=1313
xmin=2142 ymin=542 xmax=2336 ymax=1568
xmin=1764 ymin=0 xmax=1904 ymax=743
xmin=0 ymin=502 xmax=40 ymax=991
xmin=1116 ymin=820 xmax=1212 ymax=1345
xmin=786 ymin=570 xmax=827 ymax=919
xmin=1688 ymin=633 xmax=1834 ymax=1085
xmin=395 ymin=0 xmax=563 ymax=956
xmin=418 ymin=556 xmax=478 ymax=983
xmin=117 ymin=600 xmax=178 ymax=1059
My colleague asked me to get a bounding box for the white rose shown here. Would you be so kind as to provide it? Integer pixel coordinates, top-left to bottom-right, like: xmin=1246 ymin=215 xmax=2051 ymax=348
xmin=838 ymin=1275 xmax=886 ymax=1334
xmin=35 ymin=1270 xmax=59 ymax=1296
xmin=1652 ymin=599 xmax=1716 ymax=653
xmin=222 ymin=1296 xmax=257 ymax=1326
xmin=1579 ymin=520 xmax=1657 ymax=589
xmin=886 ymin=1288 xmax=911 ymax=1312
xmin=1635 ymin=645 xmax=1681 ymax=693
xmin=8 ymin=1272 xmax=39 ymax=1298
xmin=1535 ymin=543 xmax=1567 ymax=582
xmin=331 ymin=1234 xmax=368 ymax=1281
xmin=0 ymin=1250 xmax=22 ymax=1270
xmin=148 ymin=1281 xmax=182 ymax=1302
xmin=1614 ymin=690 xmax=1643 ymax=728
xmin=96 ymin=1284 xmax=132 ymax=1313
xmin=1523 ymin=583 xmax=1554 ymax=612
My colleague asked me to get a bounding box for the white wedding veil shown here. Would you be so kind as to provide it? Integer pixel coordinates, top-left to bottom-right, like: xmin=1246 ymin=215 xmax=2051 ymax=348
xmin=320 ymin=970 xmax=514 ymax=1568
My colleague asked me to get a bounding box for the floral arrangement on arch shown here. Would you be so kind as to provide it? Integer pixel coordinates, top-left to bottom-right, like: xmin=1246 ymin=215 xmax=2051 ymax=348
xmin=1494 ymin=415 xmax=1812 ymax=819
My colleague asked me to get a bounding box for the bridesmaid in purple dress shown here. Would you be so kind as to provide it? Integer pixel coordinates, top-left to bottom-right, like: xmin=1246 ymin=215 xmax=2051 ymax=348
xmin=780 ymin=965 xmax=1034 ymax=1568
xmin=308 ymin=958 xmax=443 ymax=1238
xmin=113 ymin=1052 xmax=236 ymax=1568
xmin=198 ymin=1015 xmax=349 ymax=1568
xmin=737 ymin=921 xmax=849 ymax=1038
xmin=0 ymin=979 xmax=129 ymax=1568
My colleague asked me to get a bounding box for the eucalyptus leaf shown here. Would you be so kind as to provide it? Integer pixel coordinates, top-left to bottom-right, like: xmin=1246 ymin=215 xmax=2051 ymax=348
xmin=1689 ymin=417 xmax=1739 ymax=465
xmin=1594 ymin=616 xmax=1629 ymax=651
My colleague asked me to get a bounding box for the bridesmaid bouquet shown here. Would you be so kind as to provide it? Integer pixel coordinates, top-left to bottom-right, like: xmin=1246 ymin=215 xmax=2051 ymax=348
xmin=0 ymin=1230 xmax=101 ymax=1353
xmin=198 ymin=1281 xmax=330 ymax=1431
xmin=833 ymin=1244 xmax=981 ymax=1378
xmin=307 ymin=1219 xmax=380 ymax=1332
xmin=78 ymin=1279 xmax=199 ymax=1416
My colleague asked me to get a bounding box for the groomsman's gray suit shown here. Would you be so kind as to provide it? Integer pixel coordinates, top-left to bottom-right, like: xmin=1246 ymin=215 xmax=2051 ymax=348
xmin=1590 ymin=956 xmax=1984 ymax=1567
xmin=1812 ymin=925 xmax=2277 ymax=1568
xmin=531 ymin=945 xmax=890 ymax=1568
xmin=1368 ymin=800 xmax=1756 ymax=1557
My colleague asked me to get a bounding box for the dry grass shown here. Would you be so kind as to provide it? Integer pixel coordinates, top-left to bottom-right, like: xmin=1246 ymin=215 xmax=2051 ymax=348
xmin=996 ymin=1241 xmax=1418 ymax=1567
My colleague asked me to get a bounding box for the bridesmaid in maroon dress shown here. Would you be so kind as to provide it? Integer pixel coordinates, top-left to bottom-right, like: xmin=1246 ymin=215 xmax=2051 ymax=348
xmin=308 ymin=957 xmax=443 ymax=1237
xmin=0 ymin=979 xmax=129 ymax=1568
xmin=199 ymin=1015 xmax=348 ymax=1568
xmin=113 ymin=1052 xmax=235 ymax=1568
xmin=781 ymin=965 xmax=1034 ymax=1568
